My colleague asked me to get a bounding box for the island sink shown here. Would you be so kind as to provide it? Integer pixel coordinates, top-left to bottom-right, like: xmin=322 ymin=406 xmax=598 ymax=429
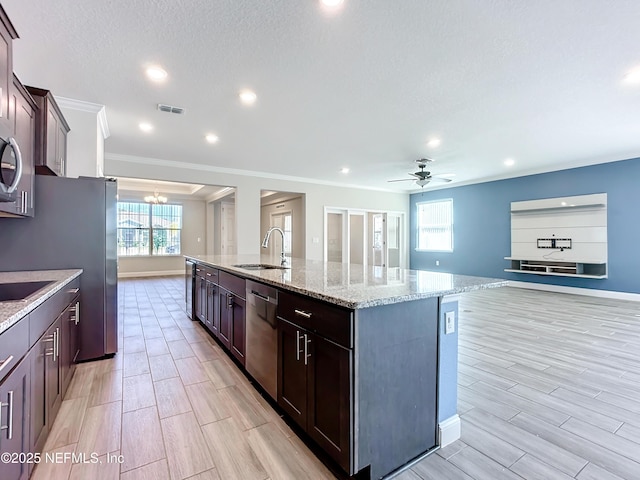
xmin=0 ymin=280 xmax=54 ymax=302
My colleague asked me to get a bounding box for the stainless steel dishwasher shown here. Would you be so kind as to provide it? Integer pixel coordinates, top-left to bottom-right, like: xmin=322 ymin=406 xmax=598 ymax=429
xmin=245 ymin=280 xmax=278 ymax=400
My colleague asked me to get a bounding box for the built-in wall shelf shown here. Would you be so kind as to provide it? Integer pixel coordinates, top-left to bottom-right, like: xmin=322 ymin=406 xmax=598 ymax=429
xmin=505 ymin=258 xmax=607 ymax=279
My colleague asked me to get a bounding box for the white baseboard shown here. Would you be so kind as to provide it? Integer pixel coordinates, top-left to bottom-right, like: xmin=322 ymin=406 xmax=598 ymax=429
xmin=508 ymin=281 xmax=640 ymax=302
xmin=438 ymin=414 xmax=461 ymax=447
xmin=118 ymin=270 xmax=184 ymax=278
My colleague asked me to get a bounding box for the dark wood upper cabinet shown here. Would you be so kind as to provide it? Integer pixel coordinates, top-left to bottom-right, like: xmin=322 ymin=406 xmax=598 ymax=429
xmin=0 ymin=6 xmax=18 ymax=133
xmin=7 ymin=75 xmax=36 ymax=217
xmin=24 ymin=86 xmax=70 ymax=177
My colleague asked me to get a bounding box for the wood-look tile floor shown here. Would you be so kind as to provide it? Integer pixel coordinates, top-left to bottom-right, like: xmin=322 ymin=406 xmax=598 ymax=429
xmin=397 ymin=286 xmax=640 ymax=480
xmin=33 ymin=278 xmax=640 ymax=479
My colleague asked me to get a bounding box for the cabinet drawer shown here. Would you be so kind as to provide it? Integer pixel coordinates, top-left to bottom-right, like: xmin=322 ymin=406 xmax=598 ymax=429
xmin=195 ymin=265 xmax=206 ymax=278
xmin=278 ymin=290 xmax=353 ymax=349
xmin=0 ymin=317 xmax=29 ymax=383
xmin=29 ymin=277 xmax=80 ymax=347
xmin=203 ymin=267 xmax=218 ymax=283
xmin=219 ymin=271 xmax=245 ymax=298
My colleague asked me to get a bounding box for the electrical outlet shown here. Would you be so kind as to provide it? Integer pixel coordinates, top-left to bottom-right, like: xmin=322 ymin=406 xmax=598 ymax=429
xmin=435 ymin=260 xmax=440 ymax=266
xmin=312 ymin=237 xmax=320 ymax=244
xmin=445 ymin=311 xmax=455 ymax=334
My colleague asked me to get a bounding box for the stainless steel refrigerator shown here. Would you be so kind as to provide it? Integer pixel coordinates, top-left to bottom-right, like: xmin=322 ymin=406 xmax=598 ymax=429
xmin=0 ymin=175 xmax=117 ymax=361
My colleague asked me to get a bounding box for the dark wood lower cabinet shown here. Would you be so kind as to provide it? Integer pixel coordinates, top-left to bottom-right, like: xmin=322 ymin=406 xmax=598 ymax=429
xmin=195 ymin=275 xmax=206 ymax=322
xmin=218 ymin=287 xmax=232 ymax=349
xmin=230 ymin=295 xmax=246 ymax=365
xmin=0 ymin=359 xmax=30 ymax=480
xmin=277 ymin=319 xmax=352 ymax=472
xmin=60 ymin=299 xmax=79 ymax=395
xmin=278 ymin=319 xmax=308 ymax=429
xmin=307 ymin=332 xmax=351 ymax=470
xmin=205 ymin=281 xmax=217 ymax=333
xmin=31 ymin=317 xmax=61 ymax=455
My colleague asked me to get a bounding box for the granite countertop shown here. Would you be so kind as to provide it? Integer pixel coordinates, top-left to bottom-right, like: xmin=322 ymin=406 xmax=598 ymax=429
xmin=185 ymin=254 xmax=507 ymax=309
xmin=0 ymin=269 xmax=83 ymax=335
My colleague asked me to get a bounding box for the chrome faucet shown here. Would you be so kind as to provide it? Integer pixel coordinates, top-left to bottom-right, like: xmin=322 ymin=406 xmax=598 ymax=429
xmin=262 ymin=227 xmax=287 ymax=266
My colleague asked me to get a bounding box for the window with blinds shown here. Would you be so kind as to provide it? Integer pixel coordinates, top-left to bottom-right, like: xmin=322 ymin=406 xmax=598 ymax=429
xmin=117 ymin=202 xmax=183 ymax=256
xmin=416 ymin=199 xmax=453 ymax=251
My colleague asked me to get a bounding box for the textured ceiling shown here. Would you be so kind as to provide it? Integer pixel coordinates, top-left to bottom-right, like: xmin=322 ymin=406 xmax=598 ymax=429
xmin=4 ymin=0 xmax=640 ymax=191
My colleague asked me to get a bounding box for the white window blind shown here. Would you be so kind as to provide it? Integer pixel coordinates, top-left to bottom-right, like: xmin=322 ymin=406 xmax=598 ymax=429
xmin=416 ymin=199 xmax=453 ymax=251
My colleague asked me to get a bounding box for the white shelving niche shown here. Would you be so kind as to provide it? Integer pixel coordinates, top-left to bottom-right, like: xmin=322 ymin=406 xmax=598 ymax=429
xmin=505 ymin=193 xmax=608 ymax=279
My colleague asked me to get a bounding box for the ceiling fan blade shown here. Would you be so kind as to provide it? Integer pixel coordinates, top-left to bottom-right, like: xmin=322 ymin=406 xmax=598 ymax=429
xmin=428 ymin=177 xmax=453 ymax=183
xmin=433 ymin=173 xmax=456 ymax=178
xmin=387 ymin=178 xmax=416 ymax=183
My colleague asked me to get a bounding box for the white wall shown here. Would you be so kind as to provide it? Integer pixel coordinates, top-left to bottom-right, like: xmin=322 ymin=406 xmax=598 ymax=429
xmin=117 ymin=198 xmax=207 ymax=276
xmin=105 ymin=155 xmax=410 ymax=262
xmin=60 ymin=108 xmax=100 ymax=178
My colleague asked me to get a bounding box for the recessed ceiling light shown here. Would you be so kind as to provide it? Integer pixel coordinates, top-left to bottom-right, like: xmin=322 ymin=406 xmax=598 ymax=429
xmin=139 ymin=122 xmax=153 ymax=133
xmin=145 ymin=66 xmax=167 ymax=82
xmin=239 ymin=90 xmax=257 ymax=105
xmin=427 ymin=138 xmax=441 ymax=148
xmin=205 ymin=133 xmax=219 ymax=144
xmin=504 ymin=158 xmax=515 ymax=166
xmin=623 ymin=66 xmax=640 ymax=85
xmin=340 ymin=167 xmax=350 ymax=174
xmin=321 ymin=0 xmax=344 ymax=7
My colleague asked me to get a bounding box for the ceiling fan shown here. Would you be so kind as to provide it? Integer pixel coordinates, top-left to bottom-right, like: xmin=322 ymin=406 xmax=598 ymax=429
xmin=388 ymin=159 xmax=454 ymax=188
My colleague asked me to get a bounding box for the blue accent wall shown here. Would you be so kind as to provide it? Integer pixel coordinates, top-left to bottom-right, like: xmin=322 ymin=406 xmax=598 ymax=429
xmin=410 ymin=157 xmax=640 ymax=293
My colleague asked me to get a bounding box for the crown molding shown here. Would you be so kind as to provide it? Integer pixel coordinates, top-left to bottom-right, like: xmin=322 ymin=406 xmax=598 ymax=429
xmin=56 ymin=96 xmax=110 ymax=139
xmin=104 ymin=153 xmax=401 ymax=193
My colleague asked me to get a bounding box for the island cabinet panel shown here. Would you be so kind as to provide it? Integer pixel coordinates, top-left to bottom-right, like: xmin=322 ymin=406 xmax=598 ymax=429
xmin=354 ymin=298 xmax=439 ymax=479
xmin=277 ymin=290 xmax=353 ymax=473
xmin=0 ymin=358 xmax=30 ymax=480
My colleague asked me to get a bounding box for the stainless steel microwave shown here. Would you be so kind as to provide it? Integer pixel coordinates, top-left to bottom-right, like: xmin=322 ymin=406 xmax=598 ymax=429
xmin=0 ymin=130 xmax=23 ymax=202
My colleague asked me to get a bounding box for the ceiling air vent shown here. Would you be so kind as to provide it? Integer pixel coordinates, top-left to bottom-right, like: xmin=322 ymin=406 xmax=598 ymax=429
xmin=157 ymin=103 xmax=185 ymax=115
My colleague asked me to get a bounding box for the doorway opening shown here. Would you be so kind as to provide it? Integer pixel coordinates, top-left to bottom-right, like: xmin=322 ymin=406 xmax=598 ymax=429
xmin=261 ymin=191 xmax=306 ymax=259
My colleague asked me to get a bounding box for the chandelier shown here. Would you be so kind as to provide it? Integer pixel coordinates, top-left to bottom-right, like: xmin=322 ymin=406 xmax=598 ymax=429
xmin=144 ymin=192 xmax=167 ymax=204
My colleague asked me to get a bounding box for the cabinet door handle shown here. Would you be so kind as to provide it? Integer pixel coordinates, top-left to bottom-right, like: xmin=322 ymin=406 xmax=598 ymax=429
xmin=54 ymin=328 xmax=59 ymax=362
xmin=67 ymin=288 xmax=79 ymax=294
xmin=296 ymin=330 xmax=302 ymax=361
xmin=294 ymin=309 xmax=312 ymax=319
xmin=304 ymin=334 xmax=311 ymax=366
xmin=0 ymin=391 xmax=14 ymax=439
xmin=73 ymin=301 xmax=80 ymax=325
xmin=227 ymin=293 xmax=234 ymax=308
xmin=0 ymin=355 xmax=14 ymax=375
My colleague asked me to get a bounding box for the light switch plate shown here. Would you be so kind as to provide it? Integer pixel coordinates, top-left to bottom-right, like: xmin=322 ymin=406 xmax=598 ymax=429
xmin=445 ymin=311 xmax=455 ymax=334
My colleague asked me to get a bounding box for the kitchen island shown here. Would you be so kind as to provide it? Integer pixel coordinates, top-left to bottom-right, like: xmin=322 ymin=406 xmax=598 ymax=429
xmin=185 ymin=254 xmax=506 ymax=479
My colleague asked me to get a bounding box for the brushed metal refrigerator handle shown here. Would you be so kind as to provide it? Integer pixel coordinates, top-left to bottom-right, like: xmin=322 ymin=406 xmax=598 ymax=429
xmin=0 ymin=390 xmax=14 ymax=439
xmin=0 ymin=355 xmax=14 ymax=374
